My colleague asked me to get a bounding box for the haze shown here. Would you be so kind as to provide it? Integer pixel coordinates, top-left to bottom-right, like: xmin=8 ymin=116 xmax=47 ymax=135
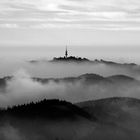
xmin=0 ymin=0 xmax=140 ymax=63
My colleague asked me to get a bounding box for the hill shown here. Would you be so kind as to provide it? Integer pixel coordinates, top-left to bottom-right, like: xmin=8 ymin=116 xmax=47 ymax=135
xmin=33 ymin=73 xmax=138 ymax=85
xmin=107 ymin=75 xmax=135 ymax=83
xmin=1 ymin=97 xmax=140 ymax=140
xmin=76 ymin=97 xmax=140 ymax=140
xmin=0 ymin=99 xmax=91 ymax=121
xmin=77 ymin=97 xmax=140 ymax=124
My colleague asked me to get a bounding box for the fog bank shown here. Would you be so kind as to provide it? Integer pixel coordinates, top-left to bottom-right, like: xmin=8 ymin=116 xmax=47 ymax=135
xmin=0 ymin=69 xmax=140 ymax=107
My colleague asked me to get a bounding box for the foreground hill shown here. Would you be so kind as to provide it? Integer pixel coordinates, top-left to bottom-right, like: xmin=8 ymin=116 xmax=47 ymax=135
xmin=0 ymin=99 xmax=93 ymax=140
xmin=0 ymin=99 xmax=91 ymax=120
xmin=1 ymin=98 xmax=140 ymax=140
xmin=77 ymin=97 xmax=140 ymax=140
xmin=77 ymin=97 xmax=140 ymax=124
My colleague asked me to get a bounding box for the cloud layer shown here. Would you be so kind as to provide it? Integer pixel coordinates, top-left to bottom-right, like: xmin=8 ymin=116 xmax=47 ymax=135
xmin=1 ymin=69 xmax=140 ymax=107
xmin=0 ymin=0 xmax=140 ymax=30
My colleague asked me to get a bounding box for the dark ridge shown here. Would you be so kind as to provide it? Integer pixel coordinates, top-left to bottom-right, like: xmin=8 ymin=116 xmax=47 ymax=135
xmin=29 ymin=57 xmax=138 ymax=68
xmin=107 ymin=75 xmax=135 ymax=82
xmin=0 ymin=99 xmax=93 ymax=121
xmin=33 ymin=77 xmax=79 ymax=84
xmin=0 ymin=73 xmax=137 ymax=88
xmin=33 ymin=73 xmax=136 ymax=83
xmin=32 ymin=77 xmax=50 ymax=84
xmin=78 ymin=73 xmax=105 ymax=79
xmin=77 ymin=97 xmax=140 ymax=106
xmin=78 ymin=73 xmax=112 ymax=84
xmin=100 ymin=59 xmax=119 ymax=65
xmin=0 ymin=73 xmax=137 ymax=86
xmin=32 ymin=73 xmax=107 ymax=85
xmin=50 ymin=56 xmax=91 ymax=63
xmin=100 ymin=59 xmax=137 ymax=66
xmin=32 ymin=74 xmax=138 ymax=87
xmin=77 ymin=97 xmax=140 ymax=123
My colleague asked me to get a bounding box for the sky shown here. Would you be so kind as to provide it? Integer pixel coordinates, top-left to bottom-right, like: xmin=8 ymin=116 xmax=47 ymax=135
xmin=0 ymin=0 xmax=140 ymax=61
xmin=1 ymin=0 xmax=140 ymax=106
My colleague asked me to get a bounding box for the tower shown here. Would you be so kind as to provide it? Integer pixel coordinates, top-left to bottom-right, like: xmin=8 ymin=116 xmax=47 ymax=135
xmin=65 ymin=46 xmax=68 ymax=58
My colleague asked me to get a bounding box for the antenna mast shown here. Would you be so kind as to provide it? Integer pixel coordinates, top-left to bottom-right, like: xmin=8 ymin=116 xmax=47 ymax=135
xmin=65 ymin=46 xmax=68 ymax=58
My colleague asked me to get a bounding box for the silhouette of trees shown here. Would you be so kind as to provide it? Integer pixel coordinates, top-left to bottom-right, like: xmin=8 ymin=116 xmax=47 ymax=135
xmin=0 ymin=99 xmax=91 ymax=120
xmin=52 ymin=56 xmax=90 ymax=63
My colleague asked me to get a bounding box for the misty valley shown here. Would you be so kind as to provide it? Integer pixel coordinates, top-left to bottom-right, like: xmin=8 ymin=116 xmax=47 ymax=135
xmin=1 ymin=0 xmax=140 ymax=139
xmin=0 ymin=60 xmax=140 ymax=140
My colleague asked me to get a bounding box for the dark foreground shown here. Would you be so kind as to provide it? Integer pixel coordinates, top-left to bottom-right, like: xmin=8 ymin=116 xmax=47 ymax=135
xmin=0 ymin=97 xmax=140 ymax=140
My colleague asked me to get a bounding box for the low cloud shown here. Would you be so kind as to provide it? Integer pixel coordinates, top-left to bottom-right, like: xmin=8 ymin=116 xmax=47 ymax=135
xmin=0 ymin=69 xmax=66 ymax=107
xmin=0 ymin=69 xmax=140 ymax=139
xmin=0 ymin=69 xmax=139 ymax=107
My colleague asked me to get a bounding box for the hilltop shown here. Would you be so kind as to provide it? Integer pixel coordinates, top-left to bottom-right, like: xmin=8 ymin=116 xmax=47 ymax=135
xmin=0 ymin=99 xmax=91 ymax=121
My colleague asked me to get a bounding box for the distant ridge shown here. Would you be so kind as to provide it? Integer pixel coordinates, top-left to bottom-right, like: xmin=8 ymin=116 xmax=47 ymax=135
xmin=78 ymin=73 xmax=105 ymax=80
xmin=29 ymin=57 xmax=138 ymax=68
xmin=107 ymin=75 xmax=135 ymax=82
xmin=33 ymin=73 xmax=138 ymax=84
xmin=0 ymin=73 xmax=138 ymax=88
xmin=50 ymin=56 xmax=91 ymax=63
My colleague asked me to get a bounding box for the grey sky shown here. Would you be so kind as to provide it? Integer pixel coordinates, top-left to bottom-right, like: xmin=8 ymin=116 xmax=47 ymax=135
xmin=0 ymin=0 xmax=140 ymax=61
xmin=1 ymin=0 xmax=140 ymax=29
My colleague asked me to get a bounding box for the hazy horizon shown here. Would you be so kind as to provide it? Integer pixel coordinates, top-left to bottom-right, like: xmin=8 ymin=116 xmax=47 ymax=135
xmin=0 ymin=0 xmax=140 ymax=107
xmin=1 ymin=1 xmax=140 ymax=140
xmin=0 ymin=45 xmax=140 ymax=64
xmin=0 ymin=0 xmax=140 ymax=64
